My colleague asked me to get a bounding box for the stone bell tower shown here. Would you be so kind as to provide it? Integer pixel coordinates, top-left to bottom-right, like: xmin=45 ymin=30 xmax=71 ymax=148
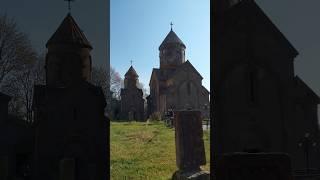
xmin=33 ymin=12 xmax=108 ymax=180
xmin=124 ymin=66 xmax=139 ymax=89
xmin=120 ymin=65 xmax=145 ymax=121
xmin=45 ymin=13 xmax=93 ymax=87
xmin=159 ymin=25 xmax=186 ymax=69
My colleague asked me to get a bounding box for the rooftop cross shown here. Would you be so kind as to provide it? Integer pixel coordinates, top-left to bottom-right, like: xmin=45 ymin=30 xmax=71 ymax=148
xmin=170 ymin=22 xmax=173 ymax=31
xmin=130 ymin=60 xmax=133 ymax=66
xmin=64 ymin=0 xmax=75 ymax=13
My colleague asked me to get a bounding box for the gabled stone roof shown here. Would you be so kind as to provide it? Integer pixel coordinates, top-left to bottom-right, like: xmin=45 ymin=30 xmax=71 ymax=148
xmin=224 ymin=0 xmax=298 ymax=58
xmin=46 ymin=13 xmax=92 ymax=49
xmin=159 ymin=30 xmax=186 ymax=50
xmin=294 ymin=76 xmax=320 ymax=104
xmin=125 ymin=66 xmax=138 ymax=78
xmin=173 ymin=60 xmax=203 ymax=79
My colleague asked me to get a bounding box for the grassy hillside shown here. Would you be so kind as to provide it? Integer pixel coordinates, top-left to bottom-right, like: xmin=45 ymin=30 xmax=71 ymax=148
xmin=110 ymin=121 xmax=210 ymax=180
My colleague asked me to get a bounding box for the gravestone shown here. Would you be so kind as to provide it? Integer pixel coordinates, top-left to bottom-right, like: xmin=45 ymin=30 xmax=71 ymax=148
xmin=59 ymin=158 xmax=75 ymax=180
xmin=172 ymin=110 xmax=210 ymax=180
xmin=215 ymin=153 xmax=294 ymax=180
xmin=0 ymin=156 xmax=8 ymax=180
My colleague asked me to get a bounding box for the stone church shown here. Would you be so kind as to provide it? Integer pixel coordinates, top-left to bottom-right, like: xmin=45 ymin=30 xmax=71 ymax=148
xmin=120 ymin=65 xmax=145 ymax=121
xmin=147 ymin=28 xmax=209 ymax=118
xmin=32 ymin=13 xmax=108 ymax=179
xmin=213 ymin=0 xmax=320 ymax=171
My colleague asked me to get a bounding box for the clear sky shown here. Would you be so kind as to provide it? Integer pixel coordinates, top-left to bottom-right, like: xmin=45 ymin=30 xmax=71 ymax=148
xmin=1 ymin=0 xmax=108 ymax=67
xmin=255 ymin=0 xmax=320 ymax=96
xmin=110 ymin=0 xmax=211 ymax=91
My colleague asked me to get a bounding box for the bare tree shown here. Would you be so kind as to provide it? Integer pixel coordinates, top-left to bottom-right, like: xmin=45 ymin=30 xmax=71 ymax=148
xmin=14 ymin=69 xmax=34 ymax=122
xmin=0 ymin=14 xmax=35 ymax=86
xmin=91 ymin=66 xmax=108 ymax=98
xmin=110 ymin=67 xmax=122 ymax=100
xmin=33 ymin=52 xmax=46 ymax=85
xmin=137 ymin=82 xmax=149 ymax=100
xmin=0 ymin=13 xmax=39 ymax=121
xmin=1 ymin=52 xmax=42 ymax=122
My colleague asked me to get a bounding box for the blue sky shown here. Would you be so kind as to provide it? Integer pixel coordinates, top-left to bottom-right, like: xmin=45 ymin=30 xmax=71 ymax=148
xmin=111 ymin=0 xmax=210 ymax=91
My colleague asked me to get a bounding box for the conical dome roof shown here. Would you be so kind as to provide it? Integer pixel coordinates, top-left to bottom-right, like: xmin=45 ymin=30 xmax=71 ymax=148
xmin=46 ymin=13 xmax=92 ymax=49
xmin=125 ymin=66 xmax=138 ymax=77
xmin=159 ymin=29 xmax=186 ymax=50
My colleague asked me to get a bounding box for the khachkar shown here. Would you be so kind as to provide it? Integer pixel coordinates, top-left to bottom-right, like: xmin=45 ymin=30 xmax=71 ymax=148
xmin=172 ymin=111 xmax=210 ymax=179
xmin=32 ymin=11 xmax=108 ymax=180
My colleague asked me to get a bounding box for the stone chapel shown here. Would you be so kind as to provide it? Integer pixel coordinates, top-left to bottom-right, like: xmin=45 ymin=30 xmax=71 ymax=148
xmin=147 ymin=28 xmax=210 ymax=118
xmin=120 ymin=65 xmax=145 ymax=121
xmin=213 ymin=0 xmax=320 ymax=171
xmin=32 ymin=13 xmax=108 ymax=180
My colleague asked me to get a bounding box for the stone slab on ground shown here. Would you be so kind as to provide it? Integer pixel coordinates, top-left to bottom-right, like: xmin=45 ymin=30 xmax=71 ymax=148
xmin=172 ymin=170 xmax=210 ymax=180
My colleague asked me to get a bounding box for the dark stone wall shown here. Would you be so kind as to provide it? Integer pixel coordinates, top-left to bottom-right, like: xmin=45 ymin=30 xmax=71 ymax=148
xmin=213 ymin=0 xmax=320 ymax=171
xmin=33 ymin=83 xmax=108 ymax=180
xmin=120 ymin=88 xmax=144 ymax=121
xmin=46 ymin=45 xmax=92 ymax=87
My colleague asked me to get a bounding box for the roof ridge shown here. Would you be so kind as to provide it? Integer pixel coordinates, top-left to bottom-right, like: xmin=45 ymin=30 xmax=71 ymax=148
xmin=46 ymin=13 xmax=92 ymax=49
xmin=125 ymin=66 xmax=139 ymax=77
xmin=159 ymin=29 xmax=186 ymax=50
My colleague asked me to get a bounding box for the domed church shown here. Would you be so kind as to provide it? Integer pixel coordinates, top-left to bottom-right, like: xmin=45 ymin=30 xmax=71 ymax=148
xmin=147 ymin=28 xmax=210 ymax=118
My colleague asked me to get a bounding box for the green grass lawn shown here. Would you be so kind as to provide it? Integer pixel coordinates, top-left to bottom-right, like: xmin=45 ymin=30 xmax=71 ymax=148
xmin=110 ymin=121 xmax=210 ymax=180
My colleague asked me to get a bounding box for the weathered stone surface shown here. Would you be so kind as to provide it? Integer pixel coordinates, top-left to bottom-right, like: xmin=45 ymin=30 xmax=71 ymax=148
xmin=216 ymin=153 xmax=294 ymax=180
xmin=174 ymin=111 xmax=206 ymax=171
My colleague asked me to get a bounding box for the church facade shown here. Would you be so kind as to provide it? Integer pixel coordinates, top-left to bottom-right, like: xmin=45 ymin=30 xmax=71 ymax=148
xmin=147 ymin=29 xmax=209 ymax=118
xmin=120 ymin=66 xmax=145 ymax=121
xmin=32 ymin=13 xmax=108 ymax=179
xmin=213 ymin=0 xmax=320 ymax=171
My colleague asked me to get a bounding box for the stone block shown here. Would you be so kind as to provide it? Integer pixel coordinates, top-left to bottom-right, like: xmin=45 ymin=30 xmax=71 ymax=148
xmin=172 ymin=170 xmax=211 ymax=180
xmin=215 ymin=153 xmax=294 ymax=180
xmin=59 ymin=158 xmax=75 ymax=180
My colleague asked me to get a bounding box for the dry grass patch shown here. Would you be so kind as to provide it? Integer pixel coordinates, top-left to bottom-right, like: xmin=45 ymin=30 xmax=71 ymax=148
xmin=110 ymin=121 xmax=210 ymax=179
